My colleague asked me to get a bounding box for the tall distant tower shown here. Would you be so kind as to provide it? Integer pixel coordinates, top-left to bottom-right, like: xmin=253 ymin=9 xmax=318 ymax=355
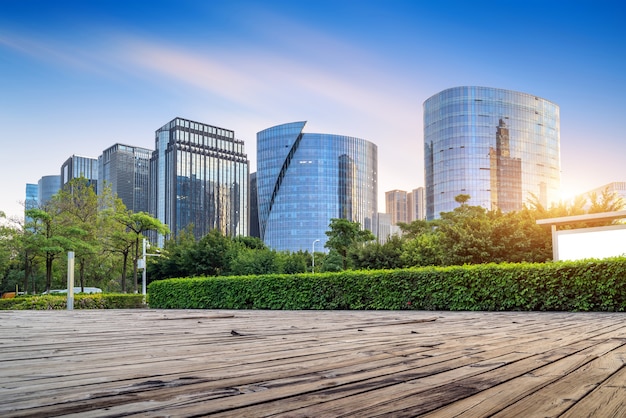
xmin=489 ymin=119 xmax=522 ymax=212
xmin=24 ymin=183 xmax=38 ymax=223
xmin=385 ymin=190 xmax=408 ymax=225
xmin=424 ymin=86 xmax=560 ymax=219
xmin=99 ymin=144 xmax=152 ymax=213
xmin=60 ymin=155 xmax=98 ymax=192
xmin=37 ymin=175 xmax=60 ymax=206
xmin=150 ymin=117 xmax=249 ymax=243
xmin=407 ymin=187 xmax=425 ymax=221
xmin=256 ymin=121 xmax=377 ymax=252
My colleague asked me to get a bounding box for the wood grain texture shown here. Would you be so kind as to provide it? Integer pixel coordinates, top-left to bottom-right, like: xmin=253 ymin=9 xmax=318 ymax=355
xmin=0 ymin=309 xmax=625 ymax=417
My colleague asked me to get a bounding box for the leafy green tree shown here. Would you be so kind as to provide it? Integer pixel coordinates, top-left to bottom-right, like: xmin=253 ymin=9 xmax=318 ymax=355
xmin=229 ymin=247 xmax=281 ymax=276
xmin=24 ymin=208 xmax=77 ymax=293
xmin=0 ymin=212 xmax=20 ymax=293
xmin=351 ymin=235 xmax=405 ymax=270
xmin=321 ymin=250 xmax=343 ymax=272
xmin=489 ymin=209 xmax=552 ymax=263
xmin=232 ymin=236 xmax=267 ymax=250
xmin=52 ymin=178 xmax=101 ymax=292
xmin=99 ymin=198 xmax=136 ymax=292
xmin=188 ymin=229 xmax=233 ymax=277
xmin=325 ymin=218 xmax=375 ymax=270
xmin=588 ymin=187 xmax=625 ymax=215
xmin=400 ymin=232 xmax=443 ymax=267
xmin=397 ymin=219 xmax=435 ymax=240
xmin=437 ymin=201 xmax=494 ymax=265
xmin=115 ymin=211 xmax=169 ymax=292
xmin=281 ymin=251 xmax=308 ymax=274
xmin=148 ymin=227 xmax=197 ymax=281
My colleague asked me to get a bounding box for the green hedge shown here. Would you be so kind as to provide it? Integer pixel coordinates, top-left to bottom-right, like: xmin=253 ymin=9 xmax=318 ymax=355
xmin=0 ymin=293 xmax=146 ymax=310
xmin=148 ymin=258 xmax=626 ymax=311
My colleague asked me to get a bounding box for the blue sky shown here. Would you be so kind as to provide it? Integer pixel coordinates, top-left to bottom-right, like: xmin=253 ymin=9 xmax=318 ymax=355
xmin=1 ymin=0 xmax=625 ymax=220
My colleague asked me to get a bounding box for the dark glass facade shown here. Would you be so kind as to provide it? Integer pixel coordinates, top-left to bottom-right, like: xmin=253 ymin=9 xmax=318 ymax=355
xmin=249 ymin=172 xmax=260 ymax=238
xmin=99 ymin=143 xmax=152 ymax=213
xmin=256 ymin=121 xmax=378 ymax=252
xmin=424 ymin=86 xmax=560 ymax=219
xmin=24 ymin=183 xmax=38 ymax=224
xmin=60 ymin=155 xmax=99 ymax=193
xmin=37 ymin=175 xmax=60 ymax=206
xmin=150 ymin=117 xmax=249 ymax=244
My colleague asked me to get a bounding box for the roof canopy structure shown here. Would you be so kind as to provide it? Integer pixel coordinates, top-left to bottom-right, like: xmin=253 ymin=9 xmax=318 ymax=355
xmin=537 ymin=210 xmax=626 ymax=261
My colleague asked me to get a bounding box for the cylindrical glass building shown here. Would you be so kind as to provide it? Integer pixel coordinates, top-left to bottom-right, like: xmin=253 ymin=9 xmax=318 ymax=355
xmin=424 ymin=86 xmax=560 ymax=220
xmin=256 ymin=121 xmax=378 ymax=252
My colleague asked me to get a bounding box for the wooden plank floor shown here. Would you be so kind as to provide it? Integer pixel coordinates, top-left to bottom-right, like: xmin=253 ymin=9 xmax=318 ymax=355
xmin=1 ymin=309 xmax=625 ymax=417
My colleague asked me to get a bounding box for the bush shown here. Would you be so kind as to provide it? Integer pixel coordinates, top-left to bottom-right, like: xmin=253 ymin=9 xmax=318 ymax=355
xmin=148 ymin=258 xmax=626 ymax=312
xmin=0 ymin=293 xmax=145 ymax=310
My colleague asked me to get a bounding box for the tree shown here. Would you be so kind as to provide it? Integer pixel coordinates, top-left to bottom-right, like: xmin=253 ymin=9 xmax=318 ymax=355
xmin=325 ymin=218 xmax=375 ymax=270
xmin=437 ymin=200 xmax=494 ymax=265
xmin=401 ymin=232 xmax=443 ymax=267
xmin=588 ymin=187 xmax=625 ymax=214
xmin=115 ymin=211 xmax=169 ymax=292
xmin=190 ymin=229 xmax=235 ymax=276
xmin=24 ymin=208 xmax=76 ymax=293
xmin=351 ymin=235 xmax=405 ymax=270
xmin=281 ymin=251 xmax=308 ymax=274
xmin=455 ymin=194 xmax=471 ymax=205
xmin=99 ymin=198 xmax=136 ymax=292
xmin=229 ymin=247 xmax=282 ymax=276
xmin=52 ymin=177 xmax=100 ymax=292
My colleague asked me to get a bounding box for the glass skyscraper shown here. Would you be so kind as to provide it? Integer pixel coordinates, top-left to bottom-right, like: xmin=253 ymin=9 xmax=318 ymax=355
xmin=99 ymin=143 xmax=152 ymax=213
xmin=24 ymin=183 xmax=38 ymax=224
xmin=424 ymin=86 xmax=560 ymax=220
xmin=37 ymin=175 xmax=60 ymax=206
xmin=60 ymin=155 xmax=99 ymax=192
xmin=256 ymin=121 xmax=377 ymax=252
xmin=150 ymin=117 xmax=249 ymax=244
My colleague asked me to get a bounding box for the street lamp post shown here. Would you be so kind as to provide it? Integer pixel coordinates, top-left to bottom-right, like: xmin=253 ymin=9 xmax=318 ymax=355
xmin=141 ymin=238 xmax=161 ymax=304
xmin=312 ymin=239 xmax=320 ymax=273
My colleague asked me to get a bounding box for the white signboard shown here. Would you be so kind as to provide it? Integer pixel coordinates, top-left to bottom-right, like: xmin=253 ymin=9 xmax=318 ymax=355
xmin=556 ymin=225 xmax=626 ymax=261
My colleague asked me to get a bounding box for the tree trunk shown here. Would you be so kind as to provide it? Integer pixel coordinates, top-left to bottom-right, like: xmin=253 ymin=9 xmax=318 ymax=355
xmin=79 ymin=258 xmax=85 ymax=293
xmin=23 ymin=251 xmax=30 ymax=294
xmin=121 ymin=251 xmax=128 ymax=293
xmin=133 ymin=238 xmax=139 ymax=293
xmin=45 ymin=253 xmax=53 ymax=293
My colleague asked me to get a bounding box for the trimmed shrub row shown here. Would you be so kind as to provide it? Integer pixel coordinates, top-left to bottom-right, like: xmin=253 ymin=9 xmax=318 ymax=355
xmin=148 ymin=258 xmax=626 ymax=311
xmin=0 ymin=294 xmax=146 ymax=310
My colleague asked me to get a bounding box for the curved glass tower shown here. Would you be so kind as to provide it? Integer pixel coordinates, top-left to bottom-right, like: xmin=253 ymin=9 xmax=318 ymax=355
xmin=424 ymin=86 xmax=560 ymax=220
xmin=257 ymin=122 xmax=377 ymax=252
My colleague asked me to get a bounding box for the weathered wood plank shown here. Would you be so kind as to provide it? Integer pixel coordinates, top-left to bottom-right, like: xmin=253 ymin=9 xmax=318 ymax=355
xmin=1 ymin=310 xmax=626 ymax=417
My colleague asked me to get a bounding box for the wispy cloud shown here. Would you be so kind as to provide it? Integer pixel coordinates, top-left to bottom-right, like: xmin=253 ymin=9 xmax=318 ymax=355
xmin=118 ymin=36 xmax=418 ymax=129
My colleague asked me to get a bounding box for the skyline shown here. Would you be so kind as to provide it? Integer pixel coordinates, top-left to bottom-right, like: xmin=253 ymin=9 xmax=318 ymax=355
xmin=1 ymin=0 xmax=625 ymax=221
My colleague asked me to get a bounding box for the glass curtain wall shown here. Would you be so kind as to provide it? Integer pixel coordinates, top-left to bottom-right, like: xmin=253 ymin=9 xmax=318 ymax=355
xmin=151 ymin=118 xmax=249 ymax=243
xmin=257 ymin=121 xmax=377 ymax=252
xmin=424 ymin=86 xmax=560 ymax=220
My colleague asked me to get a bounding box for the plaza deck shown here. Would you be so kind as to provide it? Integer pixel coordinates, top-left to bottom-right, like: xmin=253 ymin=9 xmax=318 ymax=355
xmin=1 ymin=309 xmax=625 ymax=417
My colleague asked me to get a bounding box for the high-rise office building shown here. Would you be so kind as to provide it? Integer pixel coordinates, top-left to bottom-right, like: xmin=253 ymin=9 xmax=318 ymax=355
xmin=99 ymin=143 xmax=152 ymax=213
xmin=256 ymin=121 xmax=377 ymax=252
xmin=60 ymin=155 xmax=99 ymax=192
xmin=37 ymin=175 xmax=60 ymax=206
xmin=249 ymin=172 xmax=260 ymax=239
xmin=385 ymin=190 xmax=408 ymax=225
xmin=424 ymin=86 xmax=560 ymax=220
xmin=25 ymin=183 xmax=38 ymax=210
xmin=407 ymin=187 xmax=426 ymax=221
xmin=24 ymin=183 xmax=38 ymax=223
xmin=376 ymin=212 xmax=400 ymax=244
xmin=150 ymin=117 xmax=249 ymax=243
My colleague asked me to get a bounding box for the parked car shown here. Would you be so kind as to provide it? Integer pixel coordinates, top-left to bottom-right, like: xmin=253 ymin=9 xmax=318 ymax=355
xmin=42 ymin=287 xmax=102 ymax=295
